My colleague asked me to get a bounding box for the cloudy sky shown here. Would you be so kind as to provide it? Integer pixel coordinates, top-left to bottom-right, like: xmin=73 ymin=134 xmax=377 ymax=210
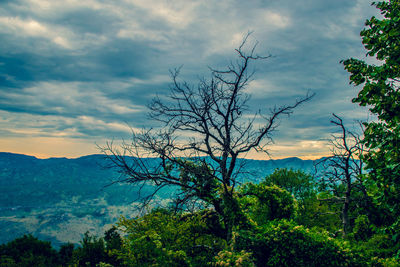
xmin=0 ymin=0 xmax=378 ymax=159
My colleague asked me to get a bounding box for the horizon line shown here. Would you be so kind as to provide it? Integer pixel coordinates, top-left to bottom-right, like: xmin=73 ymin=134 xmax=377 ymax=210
xmin=0 ymin=151 xmax=326 ymax=161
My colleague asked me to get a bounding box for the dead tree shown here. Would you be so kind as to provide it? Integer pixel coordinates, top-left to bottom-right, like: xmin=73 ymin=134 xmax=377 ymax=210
xmin=315 ymin=113 xmax=368 ymax=236
xmin=101 ymin=34 xmax=314 ymax=241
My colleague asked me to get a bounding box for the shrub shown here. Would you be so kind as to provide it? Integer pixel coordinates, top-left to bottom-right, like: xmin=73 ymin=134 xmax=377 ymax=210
xmin=352 ymin=232 xmax=398 ymax=264
xmin=213 ymin=248 xmax=255 ymax=267
xmin=352 ymin=215 xmax=374 ymax=241
xmin=239 ymin=183 xmax=296 ymax=226
xmin=117 ymin=208 xmax=226 ymax=266
xmin=232 ymin=220 xmax=366 ymax=267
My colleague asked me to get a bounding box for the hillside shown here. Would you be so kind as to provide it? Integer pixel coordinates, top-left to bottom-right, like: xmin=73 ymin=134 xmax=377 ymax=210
xmin=0 ymin=152 xmax=316 ymax=247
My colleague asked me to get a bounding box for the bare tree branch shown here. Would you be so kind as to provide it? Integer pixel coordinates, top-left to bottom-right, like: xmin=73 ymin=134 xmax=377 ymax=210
xmin=101 ymin=33 xmax=313 ymax=240
xmin=315 ymin=114 xmax=370 ymax=236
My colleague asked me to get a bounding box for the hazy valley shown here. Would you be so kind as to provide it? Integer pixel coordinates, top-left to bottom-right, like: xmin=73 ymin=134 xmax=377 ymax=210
xmin=0 ymin=152 xmax=316 ymax=247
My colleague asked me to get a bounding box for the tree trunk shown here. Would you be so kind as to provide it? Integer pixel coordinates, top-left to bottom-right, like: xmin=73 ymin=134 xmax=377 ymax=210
xmin=342 ymin=180 xmax=351 ymax=236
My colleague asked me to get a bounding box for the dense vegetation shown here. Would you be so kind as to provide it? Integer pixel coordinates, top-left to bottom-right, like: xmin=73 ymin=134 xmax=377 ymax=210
xmin=1 ymin=0 xmax=400 ymax=266
xmin=1 ymin=168 xmax=399 ymax=266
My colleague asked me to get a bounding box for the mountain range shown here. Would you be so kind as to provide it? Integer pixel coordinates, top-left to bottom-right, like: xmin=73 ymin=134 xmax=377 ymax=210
xmin=0 ymin=152 xmax=317 ymax=247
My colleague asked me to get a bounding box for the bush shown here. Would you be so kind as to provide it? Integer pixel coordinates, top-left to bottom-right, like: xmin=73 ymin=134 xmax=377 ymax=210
xmin=239 ymin=183 xmax=296 ymax=225
xmin=232 ymin=220 xmax=366 ymax=267
xmin=352 ymin=232 xmax=398 ymax=264
xmin=352 ymin=215 xmax=374 ymax=241
xmin=117 ymin=208 xmax=226 ymax=266
xmin=370 ymin=257 xmax=400 ymax=267
xmin=213 ymin=248 xmax=255 ymax=267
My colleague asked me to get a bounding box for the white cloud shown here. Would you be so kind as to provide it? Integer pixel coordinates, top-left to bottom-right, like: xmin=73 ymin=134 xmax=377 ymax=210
xmin=20 ymin=0 xmax=106 ymax=16
xmin=127 ymin=0 xmax=200 ymax=28
xmin=0 ymin=16 xmax=73 ymax=49
xmin=0 ymin=81 xmax=144 ymax=116
xmin=246 ymin=79 xmax=298 ymax=98
xmin=261 ymin=10 xmax=291 ymax=29
xmin=77 ymin=115 xmax=134 ymax=134
xmin=0 ymin=16 xmax=109 ymax=50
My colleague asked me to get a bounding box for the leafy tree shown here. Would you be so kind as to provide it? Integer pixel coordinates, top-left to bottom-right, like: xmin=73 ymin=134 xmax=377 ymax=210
xmin=74 ymin=231 xmax=108 ymax=267
xmin=262 ymin=168 xmax=322 ymax=227
xmin=58 ymin=242 xmax=75 ymax=266
xmin=342 ymin=0 xmax=400 ymax=251
xmin=102 ymin=33 xmax=313 ymax=241
xmin=263 ymin=168 xmax=316 ymax=201
xmin=239 ymin=183 xmax=296 ymax=225
xmin=104 ymin=226 xmax=122 ymax=251
xmin=103 ymin=226 xmax=123 ymax=267
xmin=0 ymin=234 xmax=60 ymax=267
xmin=116 ymin=208 xmax=225 ymax=266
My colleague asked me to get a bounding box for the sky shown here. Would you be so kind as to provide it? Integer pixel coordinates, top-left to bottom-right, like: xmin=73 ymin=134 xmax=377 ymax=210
xmin=0 ymin=0 xmax=379 ymax=159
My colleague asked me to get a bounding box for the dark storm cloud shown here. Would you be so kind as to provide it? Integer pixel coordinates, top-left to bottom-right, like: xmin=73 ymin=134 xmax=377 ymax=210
xmin=0 ymin=34 xmax=161 ymax=86
xmin=0 ymin=0 xmax=378 ymax=157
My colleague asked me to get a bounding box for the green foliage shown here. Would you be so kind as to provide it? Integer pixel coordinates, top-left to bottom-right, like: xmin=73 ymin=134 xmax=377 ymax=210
xmin=59 ymin=242 xmax=75 ymax=266
xmin=74 ymin=231 xmax=108 ymax=267
xmin=97 ymin=263 xmax=114 ymax=267
xmin=232 ymin=220 xmax=366 ymax=267
xmin=220 ymin=187 xmax=251 ymax=236
xmin=342 ymin=0 xmax=400 ymax=256
xmin=60 ymin=227 xmax=125 ymax=266
xmin=0 ymin=256 xmax=17 ymax=267
xmin=239 ymin=183 xmax=296 ymax=225
xmin=357 ymin=233 xmax=397 ymax=262
xmin=344 ymin=1 xmax=400 ymax=114
xmin=0 ymin=228 xmax=124 ymax=267
xmin=116 ymin=208 xmax=226 ymax=266
xmin=104 ymin=227 xmax=122 ymax=251
xmin=0 ymin=234 xmax=60 ymax=267
xmin=1 ymin=174 xmax=393 ymax=266
xmin=262 ymin=169 xmax=325 ymax=228
xmin=103 ymin=226 xmax=123 ymax=266
xmin=352 ymin=215 xmax=374 ymax=241
xmin=263 ymin=169 xmax=316 ymax=200
xmin=343 ymin=0 xmax=400 ymax=224
xmin=213 ymin=248 xmax=255 ymax=267
xmin=175 ymin=159 xmax=220 ymax=204
xmin=371 ymin=256 xmax=400 ymax=267
xmin=312 ymin=191 xmax=343 ymax=232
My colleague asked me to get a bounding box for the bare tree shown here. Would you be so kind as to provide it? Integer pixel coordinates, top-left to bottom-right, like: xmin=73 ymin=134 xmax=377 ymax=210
xmin=315 ymin=113 xmax=369 ymax=236
xmin=101 ymin=34 xmax=314 ymax=240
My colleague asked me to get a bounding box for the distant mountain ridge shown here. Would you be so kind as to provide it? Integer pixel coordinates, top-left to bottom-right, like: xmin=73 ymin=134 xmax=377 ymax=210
xmin=0 ymin=152 xmax=319 ymax=247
